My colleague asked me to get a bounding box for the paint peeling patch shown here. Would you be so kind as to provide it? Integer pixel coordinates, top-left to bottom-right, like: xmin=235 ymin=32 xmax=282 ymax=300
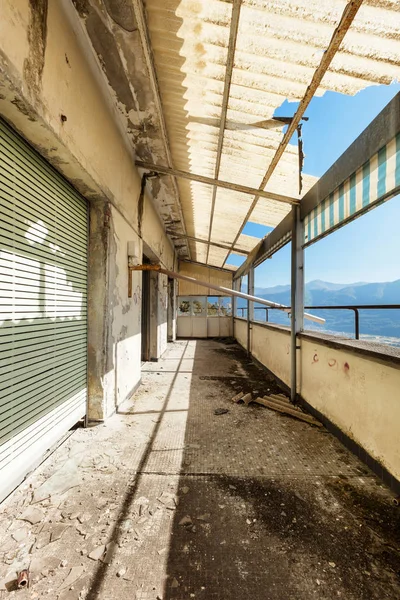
xmin=23 ymin=0 xmax=48 ymax=98
xmin=71 ymin=0 xmax=91 ymax=18
xmin=119 ymin=325 xmax=128 ymax=339
xmin=85 ymin=10 xmax=134 ymax=112
xmin=10 ymin=96 xmax=37 ymax=122
xmin=104 ymin=0 xmax=137 ymax=32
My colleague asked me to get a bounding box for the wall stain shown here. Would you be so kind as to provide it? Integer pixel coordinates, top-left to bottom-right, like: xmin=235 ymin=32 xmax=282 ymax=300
xmin=23 ymin=0 xmax=48 ymax=98
xmin=10 ymin=96 xmax=37 ymax=122
xmin=86 ymin=10 xmax=134 ymax=112
xmin=71 ymin=0 xmax=91 ymax=18
xmin=103 ymin=0 xmax=137 ymax=32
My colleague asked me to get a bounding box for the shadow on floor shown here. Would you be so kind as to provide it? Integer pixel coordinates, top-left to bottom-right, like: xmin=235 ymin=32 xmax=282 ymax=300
xmin=82 ymin=339 xmax=400 ymax=600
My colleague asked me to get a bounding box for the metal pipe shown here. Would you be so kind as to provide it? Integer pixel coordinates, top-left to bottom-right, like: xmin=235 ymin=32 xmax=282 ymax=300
xmin=290 ymin=207 xmax=297 ymax=404
xmin=290 ymin=205 xmax=304 ymax=404
xmin=247 ymin=268 xmax=254 ymax=355
xmin=354 ymin=308 xmax=360 ymax=340
xmin=129 ymin=264 xmax=324 ymax=324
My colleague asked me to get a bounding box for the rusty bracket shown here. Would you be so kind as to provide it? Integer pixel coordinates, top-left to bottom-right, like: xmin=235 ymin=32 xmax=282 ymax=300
xmin=128 ymin=264 xmax=161 ymax=298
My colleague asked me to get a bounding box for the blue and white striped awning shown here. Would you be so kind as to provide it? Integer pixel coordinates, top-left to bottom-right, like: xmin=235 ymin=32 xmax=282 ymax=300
xmin=304 ymin=133 xmax=400 ymax=246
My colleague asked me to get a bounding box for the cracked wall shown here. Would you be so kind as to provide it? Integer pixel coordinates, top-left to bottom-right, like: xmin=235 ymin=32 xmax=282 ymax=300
xmin=71 ymin=0 xmax=190 ymax=259
xmin=0 ymin=0 xmax=176 ymax=420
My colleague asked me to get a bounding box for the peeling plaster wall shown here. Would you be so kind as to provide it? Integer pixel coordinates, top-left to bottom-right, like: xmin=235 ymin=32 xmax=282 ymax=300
xmin=0 ymin=0 xmax=176 ymax=420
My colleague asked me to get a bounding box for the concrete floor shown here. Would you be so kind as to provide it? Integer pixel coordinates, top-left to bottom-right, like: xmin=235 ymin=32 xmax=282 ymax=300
xmin=0 ymin=339 xmax=399 ymax=600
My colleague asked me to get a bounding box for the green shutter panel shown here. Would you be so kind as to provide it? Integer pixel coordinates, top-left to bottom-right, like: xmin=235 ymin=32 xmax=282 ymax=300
xmin=0 ymin=119 xmax=88 ymax=501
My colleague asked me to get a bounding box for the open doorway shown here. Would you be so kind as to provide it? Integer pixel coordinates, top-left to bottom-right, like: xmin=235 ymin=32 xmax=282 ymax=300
xmin=141 ymin=255 xmax=151 ymax=362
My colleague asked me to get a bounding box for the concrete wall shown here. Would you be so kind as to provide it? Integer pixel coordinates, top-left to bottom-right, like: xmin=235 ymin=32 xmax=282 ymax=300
xmin=300 ymin=335 xmax=400 ymax=483
xmin=234 ymin=318 xmax=400 ymax=483
xmin=234 ymin=318 xmax=247 ymax=350
xmin=0 ymin=0 xmax=175 ymax=420
xmin=251 ymin=322 xmax=291 ymax=387
xmin=178 ymin=262 xmax=233 ymax=296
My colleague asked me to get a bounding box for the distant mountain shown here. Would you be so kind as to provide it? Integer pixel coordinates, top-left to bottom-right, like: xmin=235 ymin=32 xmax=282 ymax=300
xmin=239 ymin=279 xmax=400 ymax=341
xmin=254 ymin=279 xmax=368 ymax=297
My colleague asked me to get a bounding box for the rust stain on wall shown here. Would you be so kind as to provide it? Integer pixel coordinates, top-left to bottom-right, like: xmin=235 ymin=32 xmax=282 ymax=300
xmin=23 ymin=0 xmax=48 ymax=97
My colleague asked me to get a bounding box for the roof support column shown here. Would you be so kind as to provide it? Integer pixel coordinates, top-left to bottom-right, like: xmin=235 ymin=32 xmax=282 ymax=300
xmin=247 ymin=267 xmax=255 ymax=356
xmin=232 ymin=277 xmax=238 ymax=332
xmin=290 ymin=205 xmax=304 ymax=403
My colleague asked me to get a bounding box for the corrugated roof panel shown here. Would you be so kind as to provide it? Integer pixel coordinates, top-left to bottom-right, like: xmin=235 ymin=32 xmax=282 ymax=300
xmin=144 ymin=0 xmax=400 ymax=268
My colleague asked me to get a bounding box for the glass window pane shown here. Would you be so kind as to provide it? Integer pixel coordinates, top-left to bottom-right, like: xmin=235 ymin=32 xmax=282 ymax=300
xmin=207 ymin=296 xmax=219 ymax=316
xmin=178 ymin=297 xmax=191 ymax=316
xmin=219 ymin=297 xmax=232 ymax=316
xmin=192 ymin=296 xmax=206 ymax=316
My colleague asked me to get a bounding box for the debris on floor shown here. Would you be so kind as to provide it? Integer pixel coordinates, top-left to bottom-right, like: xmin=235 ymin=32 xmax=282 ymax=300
xmin=252 ymin=395 xmax=323 ymax=427
xmin=231 ymin=386 xmax=322 ymax=427
xmin=0 ymin=339 xmax=398 ymax=600
xmin=214 ymin=408 xmax=229 ymax=415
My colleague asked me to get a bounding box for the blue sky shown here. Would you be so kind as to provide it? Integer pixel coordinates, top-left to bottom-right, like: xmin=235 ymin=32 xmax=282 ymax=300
xmin=227 ymin=83 xmax=400 ymax=286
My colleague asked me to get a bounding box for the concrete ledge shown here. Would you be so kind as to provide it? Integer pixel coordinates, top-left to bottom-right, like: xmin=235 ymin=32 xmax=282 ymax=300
xmin=300 ymin=331 xmax=400 ymax=368
xmin=236 ymin=318 xmax=400 ymax=366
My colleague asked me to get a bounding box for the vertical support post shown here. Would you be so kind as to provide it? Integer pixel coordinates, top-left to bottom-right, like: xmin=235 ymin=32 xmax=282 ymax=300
xmin=232 ymin=278 xmax=237 ymax=336
xmin=290 ymin=205 xmax=304 ymax=404
xmin=247 ymin=267 xmax=255 ymax=355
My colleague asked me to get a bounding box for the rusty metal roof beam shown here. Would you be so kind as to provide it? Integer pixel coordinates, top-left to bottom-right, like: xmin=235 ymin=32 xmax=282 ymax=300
xmin=206 ymin=0 xmax=242 ymax=266
xmin=136 ymin=161 xmax=297 ymax=205
xmin=165 ymin=230 xmax=249 ymax=255
xmin=132 ymin=0 xmax=191 ymax=259
xmin=221 ymin=0 xmax=364 ymax=268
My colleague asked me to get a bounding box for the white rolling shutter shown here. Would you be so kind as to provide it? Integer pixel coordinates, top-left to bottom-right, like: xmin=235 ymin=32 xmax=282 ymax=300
xmin=0 ymin=119 xmax=88 ymax=501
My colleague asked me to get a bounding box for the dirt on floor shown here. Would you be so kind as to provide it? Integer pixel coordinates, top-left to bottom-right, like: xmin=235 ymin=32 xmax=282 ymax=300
xmin=0 ymin=340 xmax=399 ymax=600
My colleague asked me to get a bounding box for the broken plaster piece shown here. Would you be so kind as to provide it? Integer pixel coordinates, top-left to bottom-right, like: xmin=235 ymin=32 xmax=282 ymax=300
xmin=214 ymin=408 xmax=229 ymax=415
xmin=103 ymin=541 xmax=117 ymax=564
xmin=11 ymin=527 xmax=30 ymax=543
xmin=33 ymin=459 xmax=81 ymax=503
xmin=60 ymin=566 xmax=84 ymax=590
xmin=88 ymin=545 xmax=106 ymax=561
xmin=19 ymin=507 xmax=44 ymax=525
xmin=50 ymin=524 xmax=69 ymax=543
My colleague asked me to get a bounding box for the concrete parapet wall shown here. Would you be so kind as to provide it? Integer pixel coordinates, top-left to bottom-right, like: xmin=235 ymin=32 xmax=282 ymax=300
xmin=234 ymin=318 xmax=400 ymax=484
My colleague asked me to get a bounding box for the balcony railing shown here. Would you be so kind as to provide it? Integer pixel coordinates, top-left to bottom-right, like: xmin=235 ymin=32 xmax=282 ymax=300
xmin=235 ymin=305 xmax=400 ymax=340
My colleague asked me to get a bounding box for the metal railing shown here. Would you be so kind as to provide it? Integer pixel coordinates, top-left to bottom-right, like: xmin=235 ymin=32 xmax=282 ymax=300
xmin=235 ymin=305 xmax=400 ymax=340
